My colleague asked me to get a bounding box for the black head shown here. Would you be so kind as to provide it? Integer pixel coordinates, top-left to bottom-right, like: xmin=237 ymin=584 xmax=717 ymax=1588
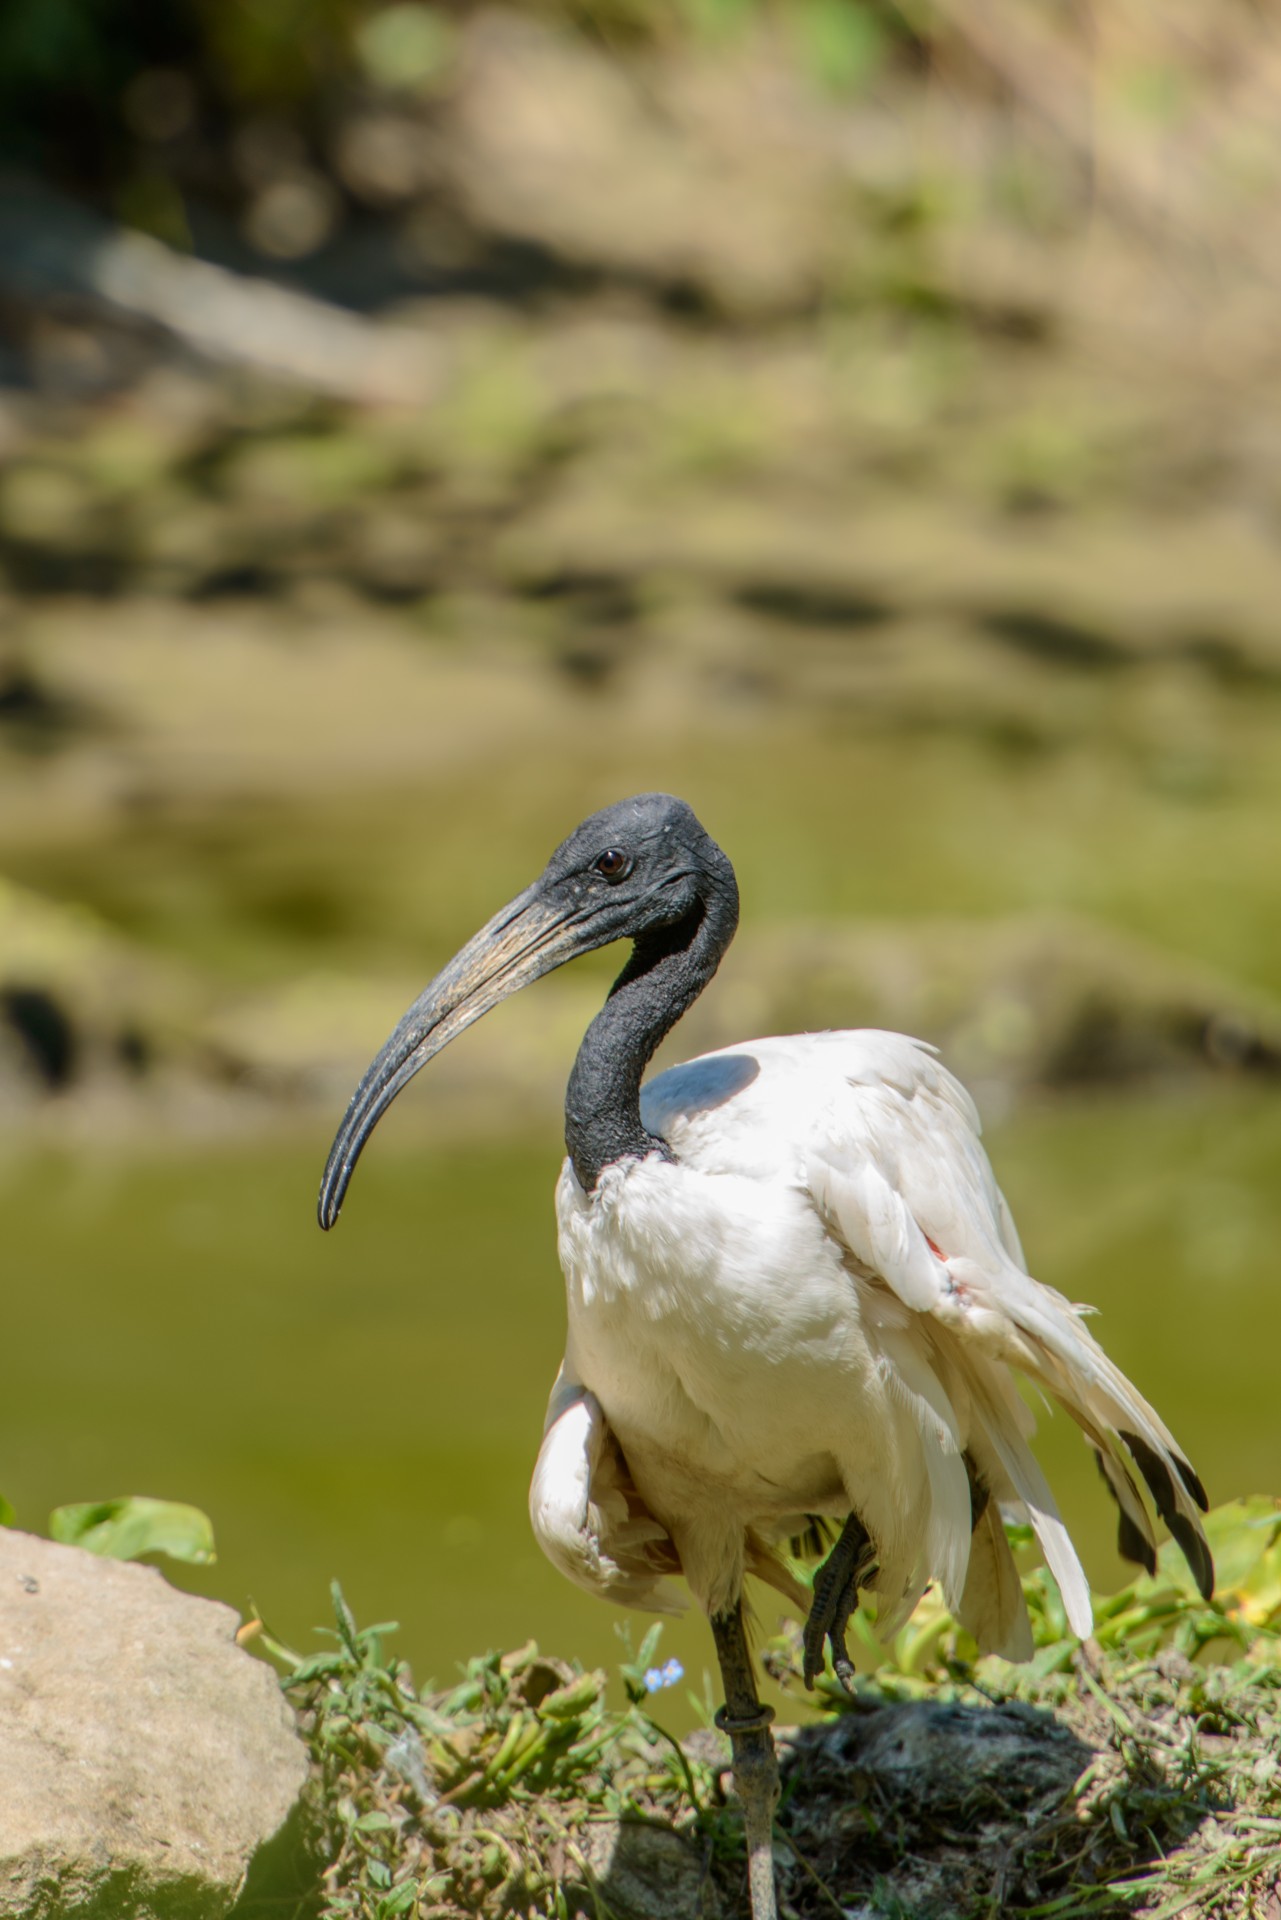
xmin=317 ymin=794 xmax=736 ymax=1226
xmin=536 ymin=792 xmax=735 ymax=948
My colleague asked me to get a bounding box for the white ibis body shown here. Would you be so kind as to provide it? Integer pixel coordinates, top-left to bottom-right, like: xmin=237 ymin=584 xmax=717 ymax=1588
xmin=319 ymin=794 xmax=1212 ymax=1920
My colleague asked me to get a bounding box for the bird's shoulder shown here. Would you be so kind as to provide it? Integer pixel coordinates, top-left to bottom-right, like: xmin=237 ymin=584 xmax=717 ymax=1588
xmin=640 ymin=1028 xmax=981 ymax=1168
xmin=635 ymin=1027 xmax=1024 ymax=1270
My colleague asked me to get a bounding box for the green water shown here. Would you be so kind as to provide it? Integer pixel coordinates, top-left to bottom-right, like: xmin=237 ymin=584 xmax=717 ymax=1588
xmin=3 ymin=1086 xmax=1277 ymax=1720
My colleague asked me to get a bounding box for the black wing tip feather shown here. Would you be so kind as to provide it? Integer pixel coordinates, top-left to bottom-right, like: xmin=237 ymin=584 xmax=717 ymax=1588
xmin=1093 ymin=1449 xmax=1158 ymax=1577
xmin=1174 ymin=1453 xmax=1210 ymax=1514
xmin=1171 ymin=1514 xmax=1216 ymax=1603
xmin=1117 ymin=1509 xmax=1159 ymax=1578
xmin=1119 ymin=1429 xmax=1215 ymax=1601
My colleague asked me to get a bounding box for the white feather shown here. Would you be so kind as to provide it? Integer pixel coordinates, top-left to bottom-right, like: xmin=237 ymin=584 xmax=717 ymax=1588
xmin=529 ymin=1367 xmax=685 ymax=1615
xmin=526 ymin=1028 xmax=1209 ymax=1658
xmin=959 ymin=1502 xmax=1034 ymax=1662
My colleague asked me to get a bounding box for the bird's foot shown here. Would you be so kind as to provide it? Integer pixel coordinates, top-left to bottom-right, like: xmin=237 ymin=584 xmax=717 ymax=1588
xmin=803 ymin=1512 xmax=877 ymax=1694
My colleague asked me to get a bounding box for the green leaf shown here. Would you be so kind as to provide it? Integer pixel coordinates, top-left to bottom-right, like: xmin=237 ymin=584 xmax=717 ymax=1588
xmin=1199 ymin=1496 xmax=1281 ymax=1594
xmin=288 ymin=1650 xmax=348 ymax=1683
xmin=49 ymin=1496 xmax=216 ymax=1565
xmin=380 ymin=1886 xmax=417 ymax=1918
xmin=0 ymin=1493 xmax=14 ymax=1528
xmin=635 ymin=1622 xmax=664 ymax=1672
xmin=331 ymin=1578 xmax=360 ymax=1654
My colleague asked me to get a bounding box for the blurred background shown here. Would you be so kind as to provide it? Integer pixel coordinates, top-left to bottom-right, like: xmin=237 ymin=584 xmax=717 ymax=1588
xmin=1 ymin=0 xmax=1280 ymax=1713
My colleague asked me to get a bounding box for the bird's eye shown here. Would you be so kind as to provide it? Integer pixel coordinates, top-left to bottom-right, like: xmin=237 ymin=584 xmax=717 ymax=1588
xmin=594 ymin=847 xmax=629 ymax=880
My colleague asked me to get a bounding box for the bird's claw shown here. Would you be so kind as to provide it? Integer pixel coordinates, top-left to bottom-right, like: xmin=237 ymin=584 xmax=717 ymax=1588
xmin=801 ymin=1574 xmax=862 ymax=1692
xmin=802 ymin=1515 xmax=877 ymax=1694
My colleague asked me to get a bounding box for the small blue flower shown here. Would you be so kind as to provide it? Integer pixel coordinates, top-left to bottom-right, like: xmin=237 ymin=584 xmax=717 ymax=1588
xmin=644 ymin=1657 xmax=684 ymax=1693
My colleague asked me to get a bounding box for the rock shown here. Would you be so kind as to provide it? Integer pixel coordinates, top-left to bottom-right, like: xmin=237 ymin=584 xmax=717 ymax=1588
xmin=683 ymin=1697 xmax=1096 ymax=1917
xmin=779 ymin=1695 xmax=1090 ymax=1821
xmin=770 ymin=1698 xmax=1094 ymax=1918
xmin=582 ymin=1818 xmax=721 ymax=1920
xmin=0 ymin=1529 xmax=307 ymax=1919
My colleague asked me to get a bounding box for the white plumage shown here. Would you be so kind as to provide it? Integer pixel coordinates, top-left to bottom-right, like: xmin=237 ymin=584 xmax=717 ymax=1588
xmin=321 ymin=795 xmax=1213 ymax=1920
xmin=531 ymin=1028 xmax=1209 ymax=1660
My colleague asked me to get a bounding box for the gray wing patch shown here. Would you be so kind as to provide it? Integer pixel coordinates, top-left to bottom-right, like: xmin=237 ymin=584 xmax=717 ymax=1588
xmin=641 ymin=1051 xmax=760 ymax=1135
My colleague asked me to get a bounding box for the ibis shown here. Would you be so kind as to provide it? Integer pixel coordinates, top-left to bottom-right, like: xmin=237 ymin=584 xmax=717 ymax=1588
xmin=319 ymin=793 xmax=1212 ymax=1920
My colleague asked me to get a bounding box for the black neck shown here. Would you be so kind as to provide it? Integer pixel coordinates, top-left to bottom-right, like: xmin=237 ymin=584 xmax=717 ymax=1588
xmin=564 ymin=886 xmax=737 ymax=1190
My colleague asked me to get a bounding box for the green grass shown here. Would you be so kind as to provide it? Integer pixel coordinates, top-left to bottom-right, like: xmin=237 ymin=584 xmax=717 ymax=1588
xmin=252 ymin=1602 xmax=727 ymax=1920
xmin=238 ymin=1498 xmax=1281 ymax=1919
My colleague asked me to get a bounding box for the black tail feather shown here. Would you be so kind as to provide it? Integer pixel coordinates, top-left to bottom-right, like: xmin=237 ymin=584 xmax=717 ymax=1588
xmin=789 ymin=1515 xmax=835 ymax=1560
xmin=1173 ymin=1453 xmax=1210 ymax=1513
xmin=964 ymin=1449 xmax=991 ymax=1531
xmin=1094 ymin=1449 xmax=1157 ymax=1576
xmin=1120 ymin=1429 xmax=1214 ymax=1600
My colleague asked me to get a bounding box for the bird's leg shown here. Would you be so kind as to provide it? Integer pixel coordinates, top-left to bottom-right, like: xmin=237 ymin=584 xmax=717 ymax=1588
xmin=802 ymin=1511 xmax=877 ymax=1693
xmin=710 ymin=1599 xmax=779 ymax=1920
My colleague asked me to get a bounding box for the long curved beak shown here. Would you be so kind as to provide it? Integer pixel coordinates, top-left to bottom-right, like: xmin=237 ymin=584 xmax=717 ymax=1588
xmin=318 ymin=884 xmax=590 ymax=1228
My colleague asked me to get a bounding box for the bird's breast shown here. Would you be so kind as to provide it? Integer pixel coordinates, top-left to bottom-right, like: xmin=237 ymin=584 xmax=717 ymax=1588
xmin=554 ymin=1152 xmax=875 ymax=1499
